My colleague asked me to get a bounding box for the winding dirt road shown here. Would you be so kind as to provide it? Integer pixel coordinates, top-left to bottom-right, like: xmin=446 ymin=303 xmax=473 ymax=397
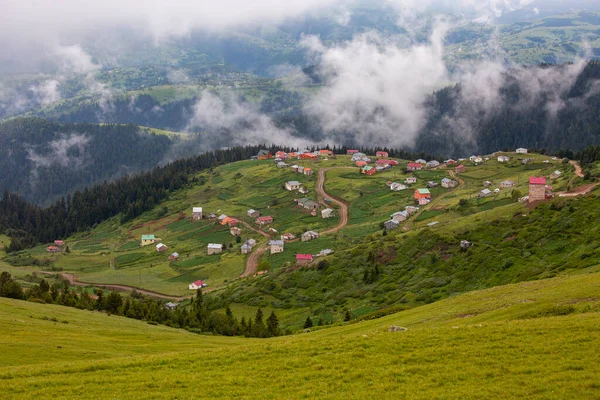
xmin=44 ymin=272 xmax=190 ymax=301
xmin=240 ymin=167 xmax=351 ymax=278
xmin=316 ymin=168 xmax=350 ymax=235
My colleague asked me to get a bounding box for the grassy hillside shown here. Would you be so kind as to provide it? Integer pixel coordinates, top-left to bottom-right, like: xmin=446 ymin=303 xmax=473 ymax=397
xmin=2 ymin=152 xmax=571 ymax=298
xmin=1 ymin=272 xmax=599 ymax=398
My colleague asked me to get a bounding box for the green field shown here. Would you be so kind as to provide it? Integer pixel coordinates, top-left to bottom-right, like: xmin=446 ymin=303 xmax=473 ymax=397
xmin=1 ymin=271 xmax=599 ymax=398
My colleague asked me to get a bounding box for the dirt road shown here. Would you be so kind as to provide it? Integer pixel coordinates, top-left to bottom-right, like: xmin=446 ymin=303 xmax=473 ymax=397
xmin=241 ymin=167 xmax=351 ymax=278
xmin=239 ymin=219 xmax=271 ymax=278
xmin=569 ymin=160 xmax=584 ymax=178
xmin=316 ymin=168 xmax=351 ymax=235
xmin=45 ymin=272 xmax=190 ymax=301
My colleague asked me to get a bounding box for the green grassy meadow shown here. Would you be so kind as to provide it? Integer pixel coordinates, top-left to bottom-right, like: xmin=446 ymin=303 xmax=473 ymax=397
xmin=1 ymin=271 xmax=599 ymax=399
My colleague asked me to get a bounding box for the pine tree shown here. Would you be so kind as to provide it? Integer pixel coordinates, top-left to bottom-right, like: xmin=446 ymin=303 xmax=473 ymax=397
xmin=344 ymin=310 xmax=352 ymax=322
xmin=304 ymin=316 xmax=313 ymax=329
xmin=266 ymin=311 xmax=280 ymax=337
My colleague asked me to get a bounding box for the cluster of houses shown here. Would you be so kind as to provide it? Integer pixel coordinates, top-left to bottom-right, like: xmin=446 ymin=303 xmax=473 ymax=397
xmin=46 ymin=239 xmax=65 ymax=253
xmin=253 ymin=149 xmax=334 ymax=163
xmin=285 ymin=180 xmax=310 ymax=194
xmin=384 ymin=206 xmax=419 ymax=230
xmin=290 ymin=165 xmax=314 ymax=176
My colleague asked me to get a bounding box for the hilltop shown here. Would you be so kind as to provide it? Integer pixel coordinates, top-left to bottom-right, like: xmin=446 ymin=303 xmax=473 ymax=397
xmin=1 ymin=271 xmax=599 ymax=398
xmin=4 ymin=147 xmax=600 ymax=328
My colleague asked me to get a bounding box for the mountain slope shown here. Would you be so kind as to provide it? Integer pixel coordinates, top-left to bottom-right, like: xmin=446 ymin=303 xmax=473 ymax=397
xmin=1 ymin=272 xmax=599 ymax=398
xmin=0 ymin=118 xmax=173 ymax=205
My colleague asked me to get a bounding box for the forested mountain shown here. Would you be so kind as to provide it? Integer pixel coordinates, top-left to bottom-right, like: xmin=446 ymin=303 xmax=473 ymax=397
xmin=29 ymin=62 xmax=600 ymax=158
xmin=415 ymin=62 xmax=600 ymax=156
xmin=0 ymin=118 xmax=173 ymax=204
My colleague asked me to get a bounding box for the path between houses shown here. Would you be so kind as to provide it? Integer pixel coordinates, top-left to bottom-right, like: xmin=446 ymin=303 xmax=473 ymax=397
xmin=241 ymin=167 xmax=352 ymax=278
xmin=41 ymin=272 xmax=191 ymax=301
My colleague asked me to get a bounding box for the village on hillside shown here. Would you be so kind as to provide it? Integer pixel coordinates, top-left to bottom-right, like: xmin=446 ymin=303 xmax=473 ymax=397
xmin=30 ymin=145 xmax=582 ymax=300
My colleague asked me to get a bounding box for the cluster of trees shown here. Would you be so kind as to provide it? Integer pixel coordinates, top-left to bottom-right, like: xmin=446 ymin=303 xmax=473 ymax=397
xmin=0 ymin=118 xmax=172 ymax=205
xmin=0 ymin=272 xmax=282 ymax=338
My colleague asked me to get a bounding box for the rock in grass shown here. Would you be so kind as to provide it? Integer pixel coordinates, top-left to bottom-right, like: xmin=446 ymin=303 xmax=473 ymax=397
xmin=388 ymin=325 xmax=408 ymax=332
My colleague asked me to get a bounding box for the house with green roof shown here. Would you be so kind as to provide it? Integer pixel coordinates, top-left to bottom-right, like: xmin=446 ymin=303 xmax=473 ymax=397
xmin=141 ymin=234 xmax=156 ymax=247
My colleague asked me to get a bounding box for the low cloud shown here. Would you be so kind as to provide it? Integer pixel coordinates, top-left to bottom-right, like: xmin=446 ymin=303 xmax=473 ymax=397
xmin=303 ymin=23 xmax=450 ymax=147
xmin=27 ymin=134 xmax=91 ymax=169
xmin=186 ymin=90 xmax=313 ymax=148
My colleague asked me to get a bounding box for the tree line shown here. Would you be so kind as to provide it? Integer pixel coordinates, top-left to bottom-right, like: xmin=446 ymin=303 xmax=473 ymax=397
xmin=0 ymin=272 xmax=282 ymax=338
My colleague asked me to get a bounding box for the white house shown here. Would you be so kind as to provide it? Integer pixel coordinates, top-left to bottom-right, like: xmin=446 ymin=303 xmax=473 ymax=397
xmin=188 ymin=280 xmax=207 ymax=290
xmin=321 ymin=208 xmax=334 ymax=219
xmin=441 ymin=178 xmax=457 ymax=188
xmin=516 ymin=148 xmax=528 ymax=154
xmin=207 ymin=243 xmax=223 ymax=255
xmin=426 ymin=160 xmax=440 ymax=168
xmin=550 ymin=170 xmax=562 ymax=179
xmin=470 ymin=155 xmax=483 ymax=163
xmin=269 ymin=240 xmax=284 ymax=254
xmin=156 ymin=243 xmax=168 ymax=252
xmin=390 ymin=182 xmax=408 ymax=191
xmin=285 ymin=181 xmax=301 ymax=191
xmin=497 ymin=156 xmax=510 ymax=163
xmin=415 ymin=159 xmax=427 ymax=164
xmin=405 ymin=177 xmax=417 ymax=184
xmin=391 ymin=211 xmax=408 ymax=222
xmin=301 ymin=231 xmax=319 ymax=242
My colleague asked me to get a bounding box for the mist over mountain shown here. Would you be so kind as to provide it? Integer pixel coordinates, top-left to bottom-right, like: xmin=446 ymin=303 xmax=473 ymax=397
xmin=2 ymin=0 xmax=600 ymax=200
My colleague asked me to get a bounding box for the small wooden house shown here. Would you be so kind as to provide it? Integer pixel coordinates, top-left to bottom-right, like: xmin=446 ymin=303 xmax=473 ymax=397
xmin=156 ymin=243 xmax=169 ymax=252
xmin=256 ymin=216 xmax=274 ymax=225
xmin=384 ymin=220 xmax=399 ymax=230
xmin=247 ymin=209 xmax=260 ymax=218
xmin=230 ymin=227 xmax=242 ymax=236
xmin=207 ymin=243 xmax=223 ymax=255
xmin=191 ymin=207 xmax=203 ymax=221
xmin=304 ymin=168 xmax=313 ymax=176
xmin=455 ymin=165 xmax=467 ymax=173
xmin=301 ymin=231 xmax=319 ymax=242
xmin=168 ymin=252 xmax=179 ymax=261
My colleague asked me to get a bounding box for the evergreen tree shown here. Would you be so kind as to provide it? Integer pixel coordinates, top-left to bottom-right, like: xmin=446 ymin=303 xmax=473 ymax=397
xmin=266 ymin=311 xmax=280 ymax=337
xmin=304 ymin=316 xmax=313 ymax=329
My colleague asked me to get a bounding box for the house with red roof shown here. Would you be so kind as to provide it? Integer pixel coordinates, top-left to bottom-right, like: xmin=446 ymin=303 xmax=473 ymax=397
xmin=300 ymin=153 xmax=318 ymax=160
xmin=320 ymin=149 xmax=333 ymax=156
xmin=355 ymin=161 xmax=367 ymax=167
xmin=376 ymin=151 xmax=388 ymax=158
xmin=46 ymin=246 xmax=60 ymax=253
xmin=347 ymin=149 xmax=359 ymax=155
xmin=455 ymin=165 xmax=467 ymax=173
xmin=362 ymin=166 xmax=376 ymax=175
xmin=256 ymin=216 xmax=274 ymax=225
xmin=296 ymin=254 xmax=314 ymax=265
xmin=54 ymin=240 xmax=65 ymax=246
xmin=275 ymin=151 xmax=287 ymax=159
xmin=188 ymin=280 xmax=207 ymax=290
xmin=529 ymin=177 xmax=552 ymax=202
xmin=407 ymin=162 xmax=423 ymax=171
